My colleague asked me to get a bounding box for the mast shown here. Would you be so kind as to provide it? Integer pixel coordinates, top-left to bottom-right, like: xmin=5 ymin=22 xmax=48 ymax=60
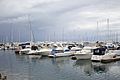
xmin=62 ymin=27 xmax=64 ymax=42
xmin=115 ymin=32 xmax=118 ymax=42
xmin=54 ymin=31 xmax=55 ymax=42
xmin=10 ymin=22 xmax=13 ymax=42
xmin=107 ymin=18 xmax=110 ymax=42
xmin=96 ymin=21 xmax=99 ymax=41
xmin=18 ymin=30 xmax=20 ymax=43
xmin=27 ymin=15 xmax=35 ymax=43
xmin=48 ymin=33 xmax=50 ymax=42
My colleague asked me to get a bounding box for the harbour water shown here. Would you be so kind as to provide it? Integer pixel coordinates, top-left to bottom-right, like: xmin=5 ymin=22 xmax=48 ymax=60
xmin=0 ymin=50 xmax=120 ymax=80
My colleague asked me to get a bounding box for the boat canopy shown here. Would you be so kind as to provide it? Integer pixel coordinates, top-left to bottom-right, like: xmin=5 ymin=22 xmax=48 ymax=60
xmin=93 ymin=48 xmax=106 ymax=55
xmin=19 ymin=43 xmax=30 ymax=46
xmin=31 ymin=45 xmax=38 ymax=50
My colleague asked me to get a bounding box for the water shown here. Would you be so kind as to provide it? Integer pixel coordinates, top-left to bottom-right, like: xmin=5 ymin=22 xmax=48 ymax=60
xmin=0 ymin=50 xmax=120 ymax=80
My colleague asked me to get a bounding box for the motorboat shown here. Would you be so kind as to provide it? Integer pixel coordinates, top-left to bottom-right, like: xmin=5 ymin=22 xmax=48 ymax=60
xmin=20 ymin=47 xmax=31 ymax=55
xmin=91 ymin=47 xmax=117 ymax=62
xmin=26 ymin=45 xmax=40 ymax=55
xmin=73 ymin=46 xmax=94 ymax=60
xmin=48 ymin=47 xmax=73 ymax=58
xmin=19 ymin=42 xmax=32 ymax=55
xmin=38 ymin=48 xmax=52 ymax=56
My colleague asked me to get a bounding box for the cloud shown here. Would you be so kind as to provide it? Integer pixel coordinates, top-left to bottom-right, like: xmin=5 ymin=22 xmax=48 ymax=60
xmin=0 ymin=0 xmax=120 ymax=41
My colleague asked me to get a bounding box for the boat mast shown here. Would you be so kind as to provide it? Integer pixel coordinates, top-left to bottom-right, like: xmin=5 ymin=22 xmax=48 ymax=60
xmin=10 ymin=22 xmax=13 ymax=43
xmin=115 ymin=32 xmax=118 ymax=42
xmin=54 ymin=31 xmax=55 ymax=42
xmin=27 ymin=15 xmax=35 ymax=43
xmin=96 ymin=21 xmax=99 ymax=41
xmin=62 ymin=27 xmax=64 ymax=42
xmin=18 ymin=30 xmax=20 ymax=43
xmin=107 ymin=18 xmax=110 ymax=42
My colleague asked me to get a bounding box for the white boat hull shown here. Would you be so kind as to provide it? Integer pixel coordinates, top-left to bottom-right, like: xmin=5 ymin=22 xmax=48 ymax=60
xmin=20 ymin=48 xmax=31 ymax=54
xmin=48 ymin=51 xmax=73 ymax=58
xmin=39 ymin=49 xmax=52 ymax=56
xmin=91 ymin=53 xmax=117 ymax=62
xmin=27 ymin=50 xmax=42 ymax=55
xmin=74 ymin=53 xmax=92 ymax=60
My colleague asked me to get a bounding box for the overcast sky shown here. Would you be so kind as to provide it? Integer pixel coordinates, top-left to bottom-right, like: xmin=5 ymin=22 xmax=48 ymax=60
xmin=0 ymin=0 xmax=120 ymax=42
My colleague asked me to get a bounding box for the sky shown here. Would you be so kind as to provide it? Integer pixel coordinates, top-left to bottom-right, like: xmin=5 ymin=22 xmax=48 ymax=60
xmin=0 ymin=0 xmax=120 ymax=42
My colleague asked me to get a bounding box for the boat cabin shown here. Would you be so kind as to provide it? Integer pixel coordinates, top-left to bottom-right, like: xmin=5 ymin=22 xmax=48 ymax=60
xmin=93 ymin=48 xmax=106 ymax=55
xmin=31 ymin=45 xmax=38 ymax=50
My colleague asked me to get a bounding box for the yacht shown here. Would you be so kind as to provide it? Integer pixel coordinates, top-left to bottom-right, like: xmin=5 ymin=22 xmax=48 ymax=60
xmin=19 ymin=42 xmax=32 ymax=55
xmin=38 ymin=48 xmax=52 ymax=56
xmin=91 ymin=47 xmax=117 ymax=62
xmin=27 ymin=45 xmax=40 ymax=55
xmin=48 ymin=46 xmax=73 ymax=58
xmin=73 ymin=46 xmax=95 ymax=60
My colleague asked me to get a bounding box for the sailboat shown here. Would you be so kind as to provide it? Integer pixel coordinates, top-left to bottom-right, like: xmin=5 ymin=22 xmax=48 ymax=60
xmin=19 ymin=15 xmax=35 ymax=55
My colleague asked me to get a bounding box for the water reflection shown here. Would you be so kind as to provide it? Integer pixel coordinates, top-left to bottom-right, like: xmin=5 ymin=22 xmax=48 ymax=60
xmin=1 ymin=51 xmax=120 ymax=80
xmin=51 ymin=57 xmax=70 ymax=65
xmin=74 ymin=60 xmax=92 ymax=76
xmin=15 ymin=55 xmax=42 ymax=63
xmin=50 ymin=57 xmax=71 ymax=69
xmin=74 ymin=59 xmax=109 ymax=76
xmin=92 ymin=62 xmax=108 ymax=73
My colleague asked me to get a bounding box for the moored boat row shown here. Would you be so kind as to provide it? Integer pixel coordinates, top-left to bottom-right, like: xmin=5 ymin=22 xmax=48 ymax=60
xmin=1 ymin=41 xmax=120 ymax=63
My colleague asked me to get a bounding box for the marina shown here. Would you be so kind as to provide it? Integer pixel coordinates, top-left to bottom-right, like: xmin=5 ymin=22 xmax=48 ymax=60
xmin=0 ymin=41 xmax=120 ymax=80
xmin=0 ymin=0 xmax=120 ymax=80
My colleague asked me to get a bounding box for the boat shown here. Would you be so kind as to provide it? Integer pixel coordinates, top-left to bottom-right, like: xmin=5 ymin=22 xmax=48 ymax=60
xmin=48 ymin=46 xmax=73 ymax=58
xmin=20 ymin=48 xmax=31 ymax=55
xmin=49 ymin=51 xmax=74 ymax=58
xmin=19 ymin=42 xmax=32 ymax=54
xmin=26 ymin=45 xmax=40 ymax=55
xmin=15 ymin=46 xmax=21 ymax=54
xmin=38 ymin=48 xmax=52 ymax=56
xmin=73 ymin=46 xmax=94 ymax=60
xmin=91 ymin=47 xmax=117 ymax=62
